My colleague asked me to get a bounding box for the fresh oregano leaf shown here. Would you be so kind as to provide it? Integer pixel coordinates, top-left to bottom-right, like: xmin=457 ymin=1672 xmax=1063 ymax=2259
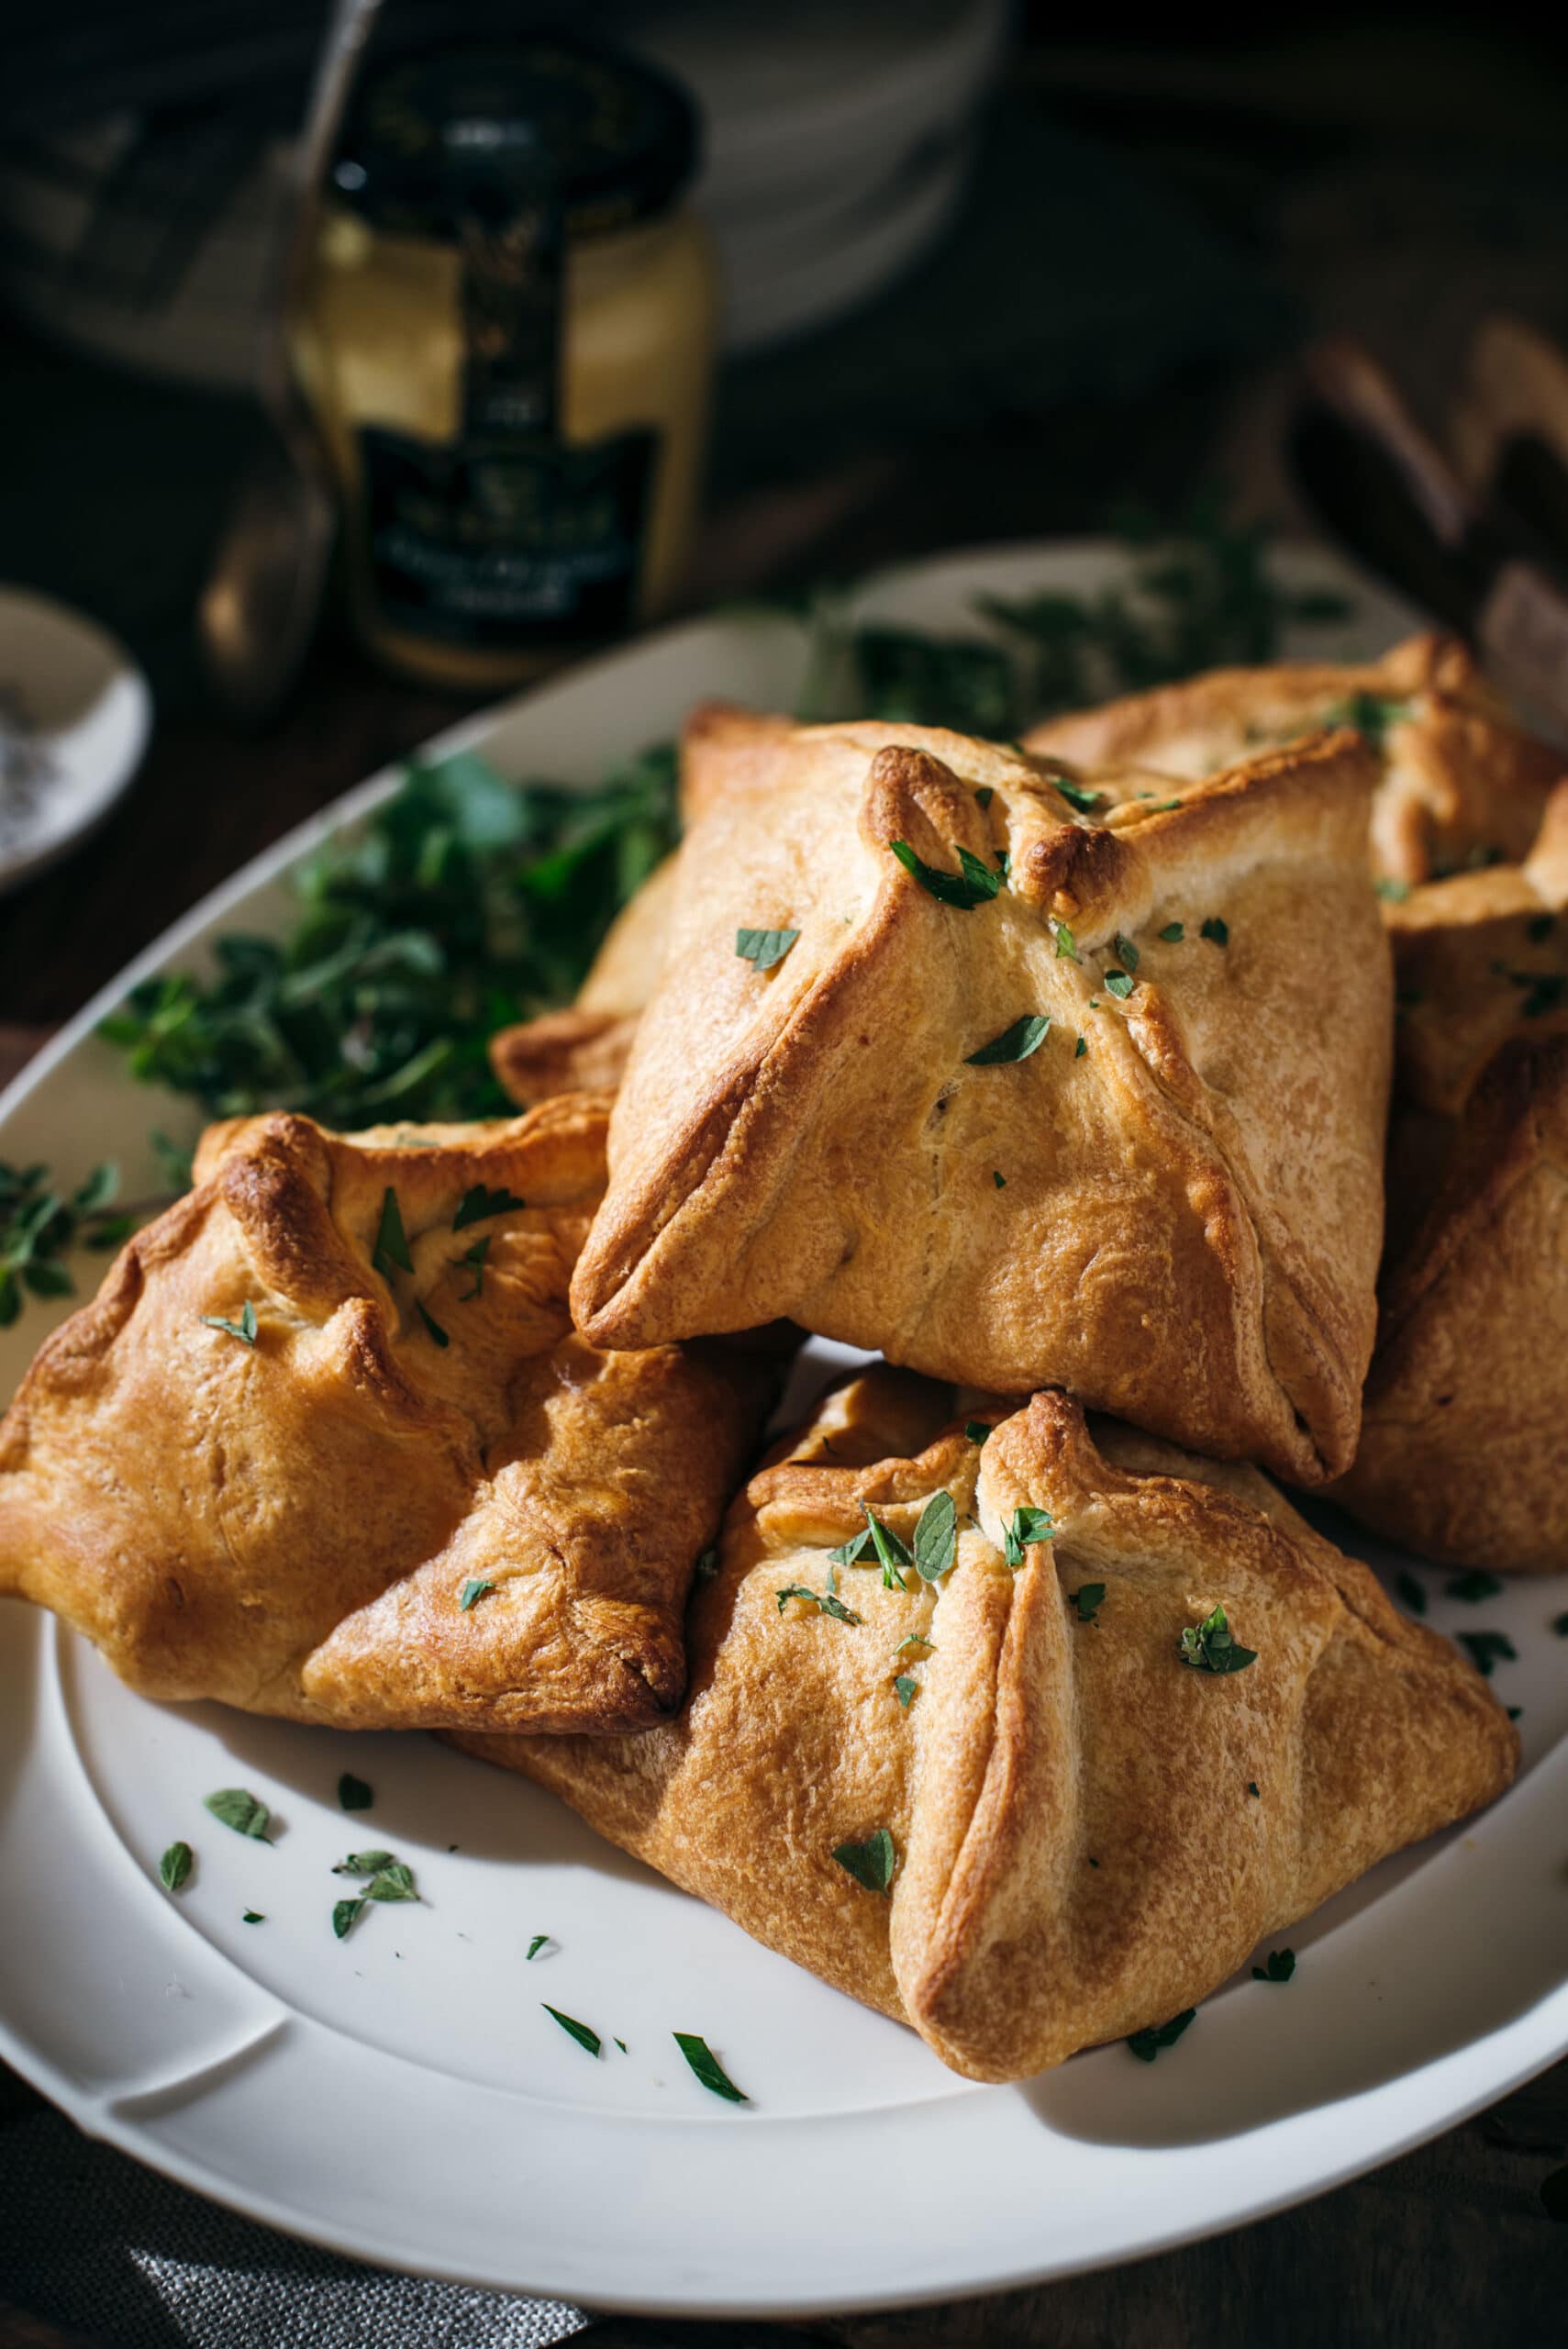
xmin=913 ymin=1489 xmax=957 ymax=1582
xmin=673 ymin=2031 xmax=748 ymax=2103
xmin=373 ymin=1186 xmax=414 ymax=1275
xmin=204 ymin=1787 xmax=272 ymax=1841
xmin=832 ymin=1827 xmax=896 ymax=1894
xmin=202 ymin=1300 xmax=258 ymax=1346
xmin=965 ymin=1013 xmax=1051 ymax=1065
xmin=160 ymin=1841 xmax=193 ymax=1893
xmin=459 ymin=1576 xmax=496 ymax=1611
xmin=543 ymin=2004 xmax=602 ymax=2058
xmin=735 ymin=926 xmax=800 ymax=971
xmin=452 ymin=1183 xmax=526 ymax=1231
xmin=1128 ymin=2009 xmax=1196 ymax=2063
xmin=338 ymin=1772 xmax=373 ymax=1812
xmin=1179 ymin=1602 xmax=1257 ymax=1675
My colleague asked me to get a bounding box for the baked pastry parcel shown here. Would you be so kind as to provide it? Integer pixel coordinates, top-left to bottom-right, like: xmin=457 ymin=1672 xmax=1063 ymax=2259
xmin=452 ymin=1369 xmax=1518 ymax=2083
xmin=569 ymin=714 xmax=1393 ymax=1483
xmin=1024 ymin=633 xmax=1563 ymax=890
xmin=1332 ymin=785 xmax=1568 ymax=1573
xmin=0 ymin=1097 xmax=777 ymax=1731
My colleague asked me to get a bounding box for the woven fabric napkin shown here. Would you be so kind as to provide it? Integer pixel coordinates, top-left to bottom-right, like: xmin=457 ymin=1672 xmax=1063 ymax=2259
xmin=1 ymin=2096 xmax=585 ymax=2349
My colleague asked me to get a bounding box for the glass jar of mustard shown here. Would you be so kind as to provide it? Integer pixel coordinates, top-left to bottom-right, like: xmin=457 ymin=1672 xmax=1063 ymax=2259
xmin=294 ymin=39 xmax=716 ymax=689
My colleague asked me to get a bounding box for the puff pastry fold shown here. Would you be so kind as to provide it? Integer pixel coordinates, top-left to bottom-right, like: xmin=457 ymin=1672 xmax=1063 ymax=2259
xmin=1024 ymin=633 xmax=1562 ymax=888
xmin=0 ymin=1097 xmax=776 ymax=1729
xmin=569 ymin=718 xmax=1393 ymax=1481
xmin=1334 ymin=785 xmax=1568 ymax=1571
xmin=453 ymin=1370 xmax=1517 ymax=2082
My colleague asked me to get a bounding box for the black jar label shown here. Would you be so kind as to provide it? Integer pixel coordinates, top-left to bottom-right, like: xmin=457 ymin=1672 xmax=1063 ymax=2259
xmin=359 ymin=424 xmax=656 ymax=645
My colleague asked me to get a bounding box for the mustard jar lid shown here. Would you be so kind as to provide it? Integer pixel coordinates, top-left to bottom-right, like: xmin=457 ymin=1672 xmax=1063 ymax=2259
xmin=332 ymin=36 xmax=702 ymax=242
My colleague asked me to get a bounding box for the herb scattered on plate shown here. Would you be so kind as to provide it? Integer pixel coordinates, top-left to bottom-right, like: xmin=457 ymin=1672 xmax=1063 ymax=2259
xmin=673 ymin=2032 xmax=749 ymax=2104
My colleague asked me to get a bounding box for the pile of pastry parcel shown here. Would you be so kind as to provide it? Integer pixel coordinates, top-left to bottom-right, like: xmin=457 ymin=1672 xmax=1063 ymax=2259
xmin=5 ymin=632 xmax=1565 ymax=2085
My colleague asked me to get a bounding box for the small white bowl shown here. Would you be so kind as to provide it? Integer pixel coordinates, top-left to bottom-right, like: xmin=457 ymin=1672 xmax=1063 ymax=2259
xmin=0 ymin=585 xmax=152 ymax=897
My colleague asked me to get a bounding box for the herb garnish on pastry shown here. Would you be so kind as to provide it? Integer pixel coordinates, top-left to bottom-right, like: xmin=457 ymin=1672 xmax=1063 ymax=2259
xmin=569 ymin=718 xmax=1392 ymax=1483
xmin=0 ymin=1097 xmax=777 ymax=1731
xmin=1024 ymin=633 xmax=1562 ymax=890
xmin=452 ymin=1369 xmax=1517 ymax=2083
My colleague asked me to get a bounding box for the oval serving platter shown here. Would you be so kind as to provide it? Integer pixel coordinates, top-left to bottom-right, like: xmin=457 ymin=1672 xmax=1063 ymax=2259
xmin=2 ymin=541 xmax=1565 ymax=2319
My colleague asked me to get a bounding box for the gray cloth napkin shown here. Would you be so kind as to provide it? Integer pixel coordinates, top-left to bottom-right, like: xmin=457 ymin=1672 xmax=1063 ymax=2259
xmin=1 ymin=2103 xmax=585 ymax=2349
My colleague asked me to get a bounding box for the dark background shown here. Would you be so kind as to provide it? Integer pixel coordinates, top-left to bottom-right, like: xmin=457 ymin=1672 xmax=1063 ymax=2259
xmin=3 ymin=6 xmax=1568 ymax=2343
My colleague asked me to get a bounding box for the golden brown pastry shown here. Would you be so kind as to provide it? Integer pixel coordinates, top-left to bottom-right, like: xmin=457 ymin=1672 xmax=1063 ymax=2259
xmin=1024 ymin=633 xmax=1563 ymax=889
xmin=491 ymin=852 xmax=680 ymax=1108
xmin=1333 ymin=786 xmax=1568 ymax=1572
xmin=569 ymin=717 xmax=1393 ymax=1483
xmin=0 ymin=1097 xmax=776 ymax=1730
xmin=453 ymin=1369 xmax=1517 ymax=2083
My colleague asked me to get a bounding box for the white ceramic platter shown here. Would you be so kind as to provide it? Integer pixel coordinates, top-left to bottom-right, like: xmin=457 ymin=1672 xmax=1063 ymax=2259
xmin=2 ymin=542 xmax=1565 ymax=2319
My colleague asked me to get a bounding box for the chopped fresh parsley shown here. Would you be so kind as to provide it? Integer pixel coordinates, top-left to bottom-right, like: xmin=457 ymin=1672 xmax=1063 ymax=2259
xmin=1179 ymin=1602 xmax=1257 ymax=1675
xmin=777 ymin=1582 xmax=862 ymax=1625
xmin=1200 ymin=917 xmax=1229 ymax=947
xmin=673 ymin=2032 xmax=748 ymax=2103
xmin=832 ymin=1827 xmax=896 ymax=1894
xmin=889 ymin=838 xmax=1003 ymax=910
xmin=204 ymin=1787 xmax=272 ymax=1841
xmin=1458 ymin=1630 xmax=1517 ymax=1677
xmin=965 ymin=1013 xmax=1051 ymax=1065
xmin=1050 ymin=775 xmax=1106 ymax=815
xmin=338 ymin=1773 xmax=373 ymax=1812
xmin=373 ymin=1186 xmax=414 ymax=1277
xmin=543 ymin=2005 xmax=602 ymax=2058
xmin=1159 ymin=922 xmax=1185 ymax=942
xmin=861 ymin=1504 xmax=915 ymax=1589
xmin=415 ymin=1298 xmax=449 ymax=1348
xmin=159 ymin=1841 xmax=193 ymax=1893
xmin=1003 ymin=1506 xmax=1055 ymax=1570
xmin=0 ymin=1158 xmax=134 ymax=1331
xmin=455 ymin=1235 xmax=489 ymax=1299
xmin=201 ymin=1300 xmax=259 ymax=1346
xmin=1252 ymin=1948 xmax=1296 ymax=1984
xmin=452 ymin=1183 xmax=526 ymax=1231
xmin=332 ymin=1852 xmax=419 ymax=1915
xmin=913 ymin=1490 xmax=958 ymax=1582
xmin=459 ymin=1576 xmax=496 ymax=1611
xmin=1445 ymin=1570 xmax=1504 ymax=1604
xmin=1127 ymin=2009 xmax=1195 ymax=2063
xmin=735 ymin=926 xmax=800 ymax=971
xmin=1396 ymin=1571 xmax=1428 ymax=1616
xmin=1070 ymin=1583 xmax=1106 ymax=1624
xmin=526 ymin=1933 xmax=550 ymax=1961
xmin=1320 ymin=693 xmax=1412 ymax=748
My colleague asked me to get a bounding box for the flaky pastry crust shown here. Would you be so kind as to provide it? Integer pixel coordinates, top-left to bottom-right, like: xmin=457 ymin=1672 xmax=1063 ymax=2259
xmin=452 ymin=1369 xmax=1517 ymax=2082
xmin=1333 ymin=786 xmax=1568 ymax=1571
xmin=569 ymin=717 xmax=1393 ymax=1482
xmin=0 ymin=1097 xmax=776 ymax=1729
xmin=1024 ymin=633 xmax=1563 ymax=888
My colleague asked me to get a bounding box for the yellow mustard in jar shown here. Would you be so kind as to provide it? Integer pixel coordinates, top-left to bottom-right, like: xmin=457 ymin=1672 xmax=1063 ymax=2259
xmin=294 ymin=39 xmax=716 ymax=689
